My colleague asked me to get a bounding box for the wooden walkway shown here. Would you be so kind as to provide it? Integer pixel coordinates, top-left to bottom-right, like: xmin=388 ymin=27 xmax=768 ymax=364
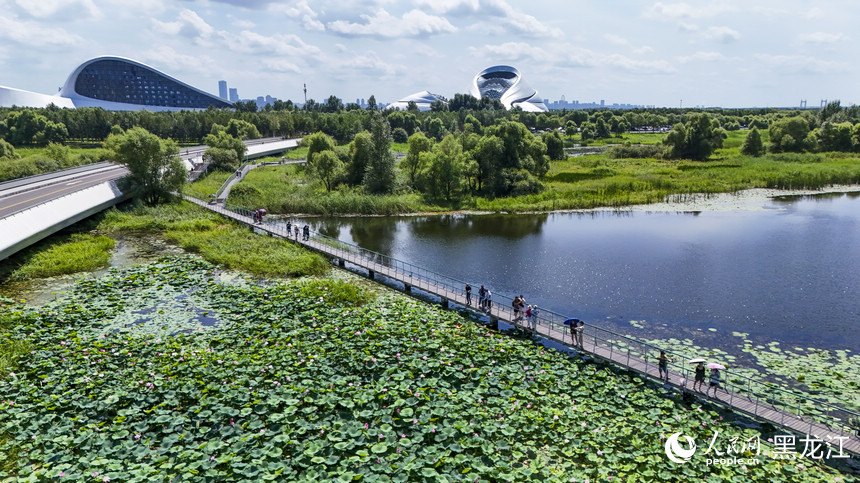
xmin=186 ymin=195 xmax=860 ymax=455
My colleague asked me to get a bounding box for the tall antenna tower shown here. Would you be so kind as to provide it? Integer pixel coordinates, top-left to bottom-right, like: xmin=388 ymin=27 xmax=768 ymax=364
xmin=303 ymin=83 xmax=307 ymax=104
xmin=800 ymin=99 xmax=807 ymax=108
xmin=820 ymin=99 xmax=827 ymax=108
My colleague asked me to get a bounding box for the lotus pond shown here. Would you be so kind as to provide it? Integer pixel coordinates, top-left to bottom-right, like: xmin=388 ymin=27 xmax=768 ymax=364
xmin=0 ymin=256 xmax=852 ymax=481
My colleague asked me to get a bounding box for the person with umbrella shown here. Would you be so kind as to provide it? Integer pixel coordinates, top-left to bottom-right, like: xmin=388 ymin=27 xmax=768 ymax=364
xmin=707 ymin=363 xmax=725 ymax=397
xmin=689 ymin=359 xmax=706 ymax=392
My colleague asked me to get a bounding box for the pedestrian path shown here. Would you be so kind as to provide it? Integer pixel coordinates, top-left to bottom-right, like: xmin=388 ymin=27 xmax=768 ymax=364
xmin=185 ymin=194 xmax=860 ymax=455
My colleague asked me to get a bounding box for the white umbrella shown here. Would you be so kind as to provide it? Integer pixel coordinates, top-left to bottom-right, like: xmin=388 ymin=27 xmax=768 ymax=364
xmin=688 ymin=358 xmax=706 ymax=364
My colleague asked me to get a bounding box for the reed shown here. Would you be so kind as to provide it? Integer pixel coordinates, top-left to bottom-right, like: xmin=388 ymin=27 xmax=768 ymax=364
xmin=6 ymin=234 xmax=115 ymax=280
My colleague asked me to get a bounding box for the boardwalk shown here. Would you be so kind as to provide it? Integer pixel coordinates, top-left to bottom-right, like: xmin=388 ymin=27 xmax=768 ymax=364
xmin=186 ymin=195 xmax=860 ymax=455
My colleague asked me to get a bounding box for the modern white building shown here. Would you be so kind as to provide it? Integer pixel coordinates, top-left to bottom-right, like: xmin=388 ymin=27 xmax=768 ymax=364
xmin=469 ymin=65 xmax=548 ymax=112
xmin=387 ymin=90 xmax=448 ymax=112
xmin=0 ymin=56 xmax=232 ymax=111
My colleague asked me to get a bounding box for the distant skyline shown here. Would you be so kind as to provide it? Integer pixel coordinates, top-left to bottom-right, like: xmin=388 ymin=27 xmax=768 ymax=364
xmin=0 ymin=0 xmax=857 ymax=108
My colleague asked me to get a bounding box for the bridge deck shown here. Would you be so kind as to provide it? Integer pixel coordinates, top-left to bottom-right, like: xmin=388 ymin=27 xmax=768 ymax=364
xmin=186 ymin=195 xmax=860 ymax=455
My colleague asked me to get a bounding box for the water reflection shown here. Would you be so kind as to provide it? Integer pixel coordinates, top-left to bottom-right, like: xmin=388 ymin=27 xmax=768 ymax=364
xmin=308 ymin=193 xmax=860 ymax=352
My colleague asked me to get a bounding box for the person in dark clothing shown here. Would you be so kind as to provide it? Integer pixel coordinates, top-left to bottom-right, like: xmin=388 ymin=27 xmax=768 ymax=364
xmin=465 ymin=284 xmax=472 ymax=306
xmin=694 ymin=362 xmax=706 ymax=392
xmin=657 ymin=350 xmax=671 ymax=383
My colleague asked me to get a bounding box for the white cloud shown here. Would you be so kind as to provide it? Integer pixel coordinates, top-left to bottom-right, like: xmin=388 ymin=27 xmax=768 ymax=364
xmin=603 ymin=34 xmax=629 ymax=46
xmin=0 ymin=15 xmax=83 ymax=47
xmin=232 ymin=19 xmax=256 ymax=29
xmin=633 ymin=46 xmax=654 ymax=55
xmin=644 ymin=2 xmax=735 ymax=20
xmin=799 ymin=32 xmax=849 ymax=44
xmin=327 ymin=9 xmax=456 ymax=38
xmin=703 ymin=26 xmax=740 ymax=43
xmin=262 ymin=58 xmax=302 ymax=73
xmin=233 ymin=31 xmax=323 ymax=57
xmin=138 ymin=45 xmax=217 ymax=74
xmin=754 ymin=54 xmax=849 ymax=75
xmin=152 ymin=9 xmax=216 ymax=41
xmin=675 ymin=51 xmax=728 ymax=63
xmin=12 ymin=0 xmax=101 ymax=20
xmin=468 ymin=41 xmax=553 ymax=63
xmin=414 ymin=0 xmax=480 ymax=15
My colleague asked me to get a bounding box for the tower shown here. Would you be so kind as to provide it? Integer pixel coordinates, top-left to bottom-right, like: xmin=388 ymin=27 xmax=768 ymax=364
xmin=303 ymin=83 xmax=307 ymax=104
xmin=218 ymin=80 xmax=228 ymax=100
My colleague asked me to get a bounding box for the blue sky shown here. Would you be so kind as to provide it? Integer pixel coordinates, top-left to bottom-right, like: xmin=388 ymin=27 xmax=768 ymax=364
xmin=0 ymin=0 xmax=856 ymax=108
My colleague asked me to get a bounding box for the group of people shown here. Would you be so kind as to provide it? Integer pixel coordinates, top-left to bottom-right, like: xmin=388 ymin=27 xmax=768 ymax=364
xmin=252 ymin=209 xmax=265 ymax=224
xmin=464 ymin=284 xmax=494 ymax=312
xmin=512 ymin=295 xmax=541 ymax=331
xmin=568 ymin=319 xmax=584 ymax=347
xmin=285 ymin=221 xmax=311 ymax=241
xmin=657 ymin=352 xmax=723 ymax=398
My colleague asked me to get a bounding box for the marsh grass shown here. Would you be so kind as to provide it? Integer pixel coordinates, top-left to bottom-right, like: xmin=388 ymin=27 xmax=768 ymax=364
xmin=186 ymin=170 xmax=232 ymax=197
xmin=227 ymin=166 xmax=434 ymax=215
xmin=6 ymin=234 xmax=115 ymax=281
xmin=225 ymin=131 xmax=860 ymax=214
xmin=100 ymin=201 xmax=329 ymax=277
xmin=0 ymin=147 xmax=111 ymax=182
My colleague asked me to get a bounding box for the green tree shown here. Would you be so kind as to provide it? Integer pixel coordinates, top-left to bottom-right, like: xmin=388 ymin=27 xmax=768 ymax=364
xmin=233 ymin=100 xmax=257 ymax=113
xmin=309 ymin=149 xmax=343 ymax=191
xmin=0 ymin=139 xmax=16 ymax=159
xmin=204 ymin=131 xmax=246 ymax=171
xmin=403 ymin=132 xmax=433 ymax=187
xmin=426 ymin=135 xmax=465 ymax=201
xmin=542 ymin=130 xmax=565 ymax=160
xmin=205 ymin=147 xmax=240 ymax=172
xmin=662 ymin=113 xmax=726 ymax=160
xmin=0 ymin=110 xmax=68 ymax=146
xmin=740 ymin=127 xmax=764 ymax=157
xmin=225 ymin=119 xmax=261 ymax=140
xmin=105 ymin=127 xmax=185 ymax=205
xmin=366 ymin=95 xmax=378 ymax=111
xmin=45 ymin=142 xmax=71 ymax=165
xmin=427 ymin=118 xmax=446 ymax=141
xmin=815 ymin=122 xmax=854 ymax=152
xmin=303 ymin=132 xmax=337 ymax=166
xmin=472 ymin=135 xmax=503 ymax=193
xmin=363 ymin=113 xmax=396 ymax=194
xmin=392 ymin=127 xmax=408 ymax=143
xmin=768 ymin=116 xmax=815 ymax=153
xmin=346 ymin=132 xmax=372 ymax=186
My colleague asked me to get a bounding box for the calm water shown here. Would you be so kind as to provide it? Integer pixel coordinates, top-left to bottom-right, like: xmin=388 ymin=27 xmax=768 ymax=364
xmin=305 ymin=193 xmax=860 ymax=352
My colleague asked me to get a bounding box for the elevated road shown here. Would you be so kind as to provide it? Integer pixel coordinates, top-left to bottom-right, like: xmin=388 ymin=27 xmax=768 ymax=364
xmin=0 ymin=137 xmax=301 ymax=260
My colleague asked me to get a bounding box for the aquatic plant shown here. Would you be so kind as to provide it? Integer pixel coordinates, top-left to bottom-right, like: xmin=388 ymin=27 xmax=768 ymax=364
xmin=0 ymin=257 xmax=848 ymax=481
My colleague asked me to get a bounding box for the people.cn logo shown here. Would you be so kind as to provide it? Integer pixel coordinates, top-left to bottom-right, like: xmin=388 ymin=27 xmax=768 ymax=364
xmin=665 ymin=432 xmax=697 ymax=464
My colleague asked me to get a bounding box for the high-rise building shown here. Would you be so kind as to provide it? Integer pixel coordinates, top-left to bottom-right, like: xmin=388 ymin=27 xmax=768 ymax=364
xmin=218 ymin=80 xmax=228 ymax=100
xmin=228 ymin=88 xmax=238 ymax=103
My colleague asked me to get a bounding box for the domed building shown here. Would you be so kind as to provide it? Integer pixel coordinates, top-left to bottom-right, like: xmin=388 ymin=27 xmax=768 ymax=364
xmin=469 ymin=65 xmax=547 ymax=112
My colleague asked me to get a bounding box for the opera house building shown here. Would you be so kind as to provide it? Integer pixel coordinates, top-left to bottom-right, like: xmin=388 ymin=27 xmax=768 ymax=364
xmin=0 ymin=56 xmax=232 ymax=111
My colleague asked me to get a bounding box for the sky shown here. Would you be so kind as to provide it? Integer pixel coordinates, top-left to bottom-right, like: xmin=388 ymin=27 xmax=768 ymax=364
xmin=0 ymin=0 xmax=857 ymax=109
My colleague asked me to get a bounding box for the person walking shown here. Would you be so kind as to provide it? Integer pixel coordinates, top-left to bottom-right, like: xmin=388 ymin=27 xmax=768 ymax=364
xmin=478 ymin=285 xmax=486 ymax=310
xmin=694 ymin=362 xmax=705 ymax=392
xmin=525 ymin=305 xmax=533 ymax=330
xmin=465 ymin=284 xmax=472 ymax=306
xmin=303 ymin=225 xmax=310 ymax=241
xmin=517 ymin=295 xmax=526 ymax=321
xmin=294 ymin=225 xmax=299 ymax=240
xmin=512 ymin=296 xmax=521 ymax=322
xmin=708 ymin=368 xmax=721 ymax=398
xmin=657 ymin=350 xmax=671 ymax=383
xmin=485 ymin=291 xmax=492 ymax=312
xmin=531 ymin=305 xmax=540 ymax=331
xmin=575 ymin=320 xmax=584 ymax=347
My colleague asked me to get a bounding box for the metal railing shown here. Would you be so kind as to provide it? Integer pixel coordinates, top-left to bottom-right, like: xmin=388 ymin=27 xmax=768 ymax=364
xmin=185 ymin=192 xmax=860 ymax=445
